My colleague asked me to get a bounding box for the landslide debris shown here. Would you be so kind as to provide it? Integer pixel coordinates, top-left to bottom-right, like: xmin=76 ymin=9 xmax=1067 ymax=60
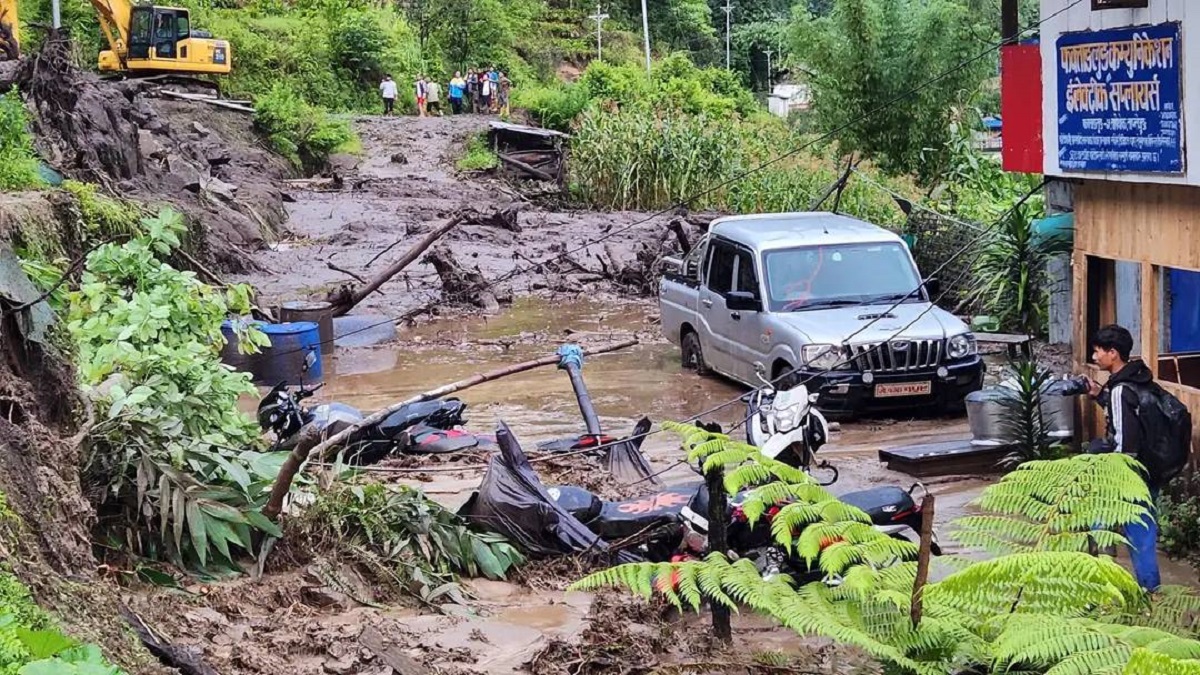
xmin=4 ymin=37 xmax=289 ymax=272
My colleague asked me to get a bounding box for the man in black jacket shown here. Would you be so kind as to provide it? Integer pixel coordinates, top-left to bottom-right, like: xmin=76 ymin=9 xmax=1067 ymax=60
xmin=1086 ymin=324 xmax=1160 ymax=590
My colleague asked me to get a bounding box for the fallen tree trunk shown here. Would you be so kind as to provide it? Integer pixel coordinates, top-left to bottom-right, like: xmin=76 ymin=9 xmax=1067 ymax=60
xmin=263 ymin=338 xmax=639 ymax=519
xmin=424 ymin=245 xmax=500 ymax=312
xmin=326 ymin=211 xmax=467 ymax=316
xmin=497 ymin=153 xmax=556 ymax=181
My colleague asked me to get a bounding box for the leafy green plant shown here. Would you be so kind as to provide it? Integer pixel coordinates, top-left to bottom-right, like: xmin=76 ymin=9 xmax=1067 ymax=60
xmin=302 ymin=482 xmax=523 ymax=601
xmin=253 ymin=83 xmax=356 ymax=174
xmin=0 ymin=87 xmax=42 ymax=192
xmin=455 ymin=133 xmax=498 ymax=172
xmin=1160 ymin=467 xmax=1200 ymax=569
xmin=967 ymin=203 xmax=1068 ymax=336
xmin=67 ymin=208 xmax=280 ymax=570
xmin=570 ymin=424 xmax=1200 ymax=674
xmin=0 ymin=572 xmax=126 ymax=675
xmin=997 ymin=359 xmax=1072 ymax=468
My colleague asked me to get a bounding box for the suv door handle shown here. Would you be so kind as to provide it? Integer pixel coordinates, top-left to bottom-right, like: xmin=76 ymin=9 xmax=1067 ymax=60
xmin=701 ymin=298 xmax=714 ymax=308
xmin=730 ymin=312 xmax=741 ymax=321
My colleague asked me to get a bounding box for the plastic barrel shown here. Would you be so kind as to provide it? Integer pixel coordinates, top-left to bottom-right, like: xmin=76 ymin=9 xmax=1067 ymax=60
xmin=219 ymin=318 xmax=264 ymax=373
xmin=255 ymin=322 xmax=323 ymax=384
xmin=279 ymin=301 xmax=335 ymax=354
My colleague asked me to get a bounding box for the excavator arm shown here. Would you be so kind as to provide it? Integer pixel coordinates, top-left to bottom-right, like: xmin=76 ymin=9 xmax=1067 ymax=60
xmin=0 ymin=0 xmax=18 ymax=60
xmin=90 ymin=0 xmax=132 ymax=66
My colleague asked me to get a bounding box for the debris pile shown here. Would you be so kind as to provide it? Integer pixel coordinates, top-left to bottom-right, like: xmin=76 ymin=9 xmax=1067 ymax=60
xmin=5 ymin=38 xmax=289 ymax=271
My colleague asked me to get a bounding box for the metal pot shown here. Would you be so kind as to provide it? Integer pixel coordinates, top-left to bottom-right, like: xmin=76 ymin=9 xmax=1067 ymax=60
xmin=966 ymin=388 xmax=1017 ymax=446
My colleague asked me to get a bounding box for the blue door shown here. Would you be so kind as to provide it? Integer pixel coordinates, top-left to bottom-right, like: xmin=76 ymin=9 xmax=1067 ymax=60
xmin=1169 ymin=269 xmax=1200 ymax=353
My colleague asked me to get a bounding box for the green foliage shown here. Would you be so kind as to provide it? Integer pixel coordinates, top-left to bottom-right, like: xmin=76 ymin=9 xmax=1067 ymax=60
xmin=967 ymin=203 xmax=1070 ymax=335
xmin=67 ymin=208 xmax=280 ymax=570
xmin=0 ymin=88 xmax=41 ymax=192
xmin=1161 ymin=467 xmax=1200 ymax=568
xmin=328 ymin=11 xmax=391 ymax=87
xmin=253 ymin=84 xmax=355 ymax=174
xmin=455 ymin=133 xmax=498 ymax=172
xmin=61 ymin=181 xmax=142 ymax=238
xmin=569 ymin=104 xmax=914 ymax=227
xmin=790 ymin=0 xmax=992 ymax=181
xmin=574 ymin=425 xmax=1192 ymax=674
xmin=303 ymin=482 xmax=523 ymax=600
xmin=998 ymin=359 xmax=1072 ymax=468
xmin=0 ymin=572 xmax=126 ymax=675
xmin=954 ymin=454 xmax=1150 ymax=556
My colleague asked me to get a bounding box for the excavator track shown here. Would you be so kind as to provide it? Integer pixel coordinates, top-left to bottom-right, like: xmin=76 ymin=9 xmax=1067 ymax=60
xmin=100 ymin=72 xmax=222 ymax=96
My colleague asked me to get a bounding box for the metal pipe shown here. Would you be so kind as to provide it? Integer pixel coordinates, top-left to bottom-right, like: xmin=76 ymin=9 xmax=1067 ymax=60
xmin=557 ymin=344 xmax=602 ymax=436
xmin=640 ymin=0 xmax=651 ymax=73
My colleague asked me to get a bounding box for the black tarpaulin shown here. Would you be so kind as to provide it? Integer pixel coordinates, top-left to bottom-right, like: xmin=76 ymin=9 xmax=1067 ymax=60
xmin=605 ymin=417 xmax=658 ymax=486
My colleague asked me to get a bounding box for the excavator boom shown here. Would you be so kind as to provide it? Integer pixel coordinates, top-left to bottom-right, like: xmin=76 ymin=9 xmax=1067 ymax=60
xmin=0 ymin=0 xmax=18 ymax=60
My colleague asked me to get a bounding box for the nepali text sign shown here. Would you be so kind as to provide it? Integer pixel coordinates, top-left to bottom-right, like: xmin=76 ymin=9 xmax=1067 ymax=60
xmin=1057 ymin=22 xmax=1183 ymax=173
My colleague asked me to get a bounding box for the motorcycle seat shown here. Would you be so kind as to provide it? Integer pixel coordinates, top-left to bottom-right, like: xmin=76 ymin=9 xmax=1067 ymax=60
xmin=589 ymin=486 xmax=700 ymax=541
xmin=378 ymin=400 xmax=462 ymax=436
xmin=838 ymin=486 xmax=916 ymax=526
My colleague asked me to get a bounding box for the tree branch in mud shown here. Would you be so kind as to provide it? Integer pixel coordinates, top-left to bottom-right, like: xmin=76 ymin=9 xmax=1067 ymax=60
xmin=263 ymin=338 xmax=640 ymax=520
xmin=325 ymin=210 xmax=468 ymax=316
xmin=424 ymin=245 xmax=502 ymax=312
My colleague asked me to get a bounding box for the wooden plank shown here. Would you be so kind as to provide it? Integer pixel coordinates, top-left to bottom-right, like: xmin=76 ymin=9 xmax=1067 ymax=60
xmin=160 ymin=90 xmax=255 ymax=113
xmin=975 ymin=332 xmax=1033 ymax=345
xmin=359 ymin=626 xmax=429 ymax=675
xmin=1141 ymin=262 xmax=1160 ymax=378
xmin=1075 ymin=181 xmax=1200 ymax=272
xmin=878 ymin=439 xmax=1008 ymax=478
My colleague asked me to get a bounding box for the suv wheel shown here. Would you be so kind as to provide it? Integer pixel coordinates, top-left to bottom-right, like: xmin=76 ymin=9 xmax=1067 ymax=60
xmin=681 ymin=331 xmax=711 ymax=376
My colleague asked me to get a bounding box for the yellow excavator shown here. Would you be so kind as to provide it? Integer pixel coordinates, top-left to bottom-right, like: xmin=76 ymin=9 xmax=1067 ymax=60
xmin=0 ymin=0 xmax=230 ymax=75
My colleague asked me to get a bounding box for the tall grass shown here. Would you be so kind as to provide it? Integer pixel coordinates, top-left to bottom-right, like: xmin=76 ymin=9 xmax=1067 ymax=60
xmin=569 ymin=105 xmax=914 ymax=227
xmin=0 ymin=88 xmax=42 ymax=192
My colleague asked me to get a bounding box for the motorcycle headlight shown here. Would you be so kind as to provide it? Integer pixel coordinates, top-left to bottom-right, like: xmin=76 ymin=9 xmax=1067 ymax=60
xmin=802 ymin=344 xmax=848 ymax=371
xmin=947 ymin=333 xmax=977 ymax=360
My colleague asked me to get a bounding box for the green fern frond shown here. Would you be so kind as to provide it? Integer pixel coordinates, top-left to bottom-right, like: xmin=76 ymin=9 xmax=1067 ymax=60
xmin=724 ymin=463 xmax=784 ymax=492
xmin=955 ymin=454 xmax=1150 ymax=555
xmin=992 ymin=614 xmax=1200 ymax=675
xmin=696 ymin=553 xmax=739 ymax=611
xmin=929 ymin=552 xmax=1142 ymax=620
xmin=675 ymin=563 xmax=705 ymax=612
xmin=738 ymin=481 xmax=830 ymax=524
xmin=569 ymin=561 xmax=661 ymax=599
xmin=819 ymin=536 xmax=919 ymax=576
xmin=1124 ymin=648 xmax=1200 ymax=675
xmin=1113 ymin=585 xmax=1200 ymax=638
xmin=702 ymin=447 xmax=758 ymax=472
xmin=661 ymin=421 xmax=731 ymax=452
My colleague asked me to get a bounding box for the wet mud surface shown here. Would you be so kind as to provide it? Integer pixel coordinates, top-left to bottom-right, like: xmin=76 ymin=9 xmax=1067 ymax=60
xmin=146 ymin=116 xmax=1191 ymax=673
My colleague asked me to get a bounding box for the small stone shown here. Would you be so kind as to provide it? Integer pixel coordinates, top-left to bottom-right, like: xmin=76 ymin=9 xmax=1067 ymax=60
xmin=390 ymin=152 xmax=408 ymax=164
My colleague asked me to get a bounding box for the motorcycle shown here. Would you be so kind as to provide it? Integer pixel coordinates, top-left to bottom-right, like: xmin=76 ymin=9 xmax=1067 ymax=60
xmin=743 ymin=365 xmax=940 ymax=553
xmin=256 ymin=352 xmax=494 ymax=463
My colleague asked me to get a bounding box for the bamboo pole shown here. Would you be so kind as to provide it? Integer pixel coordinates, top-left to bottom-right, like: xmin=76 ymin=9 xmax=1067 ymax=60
xmin=263 ymin=338 xmax=639 ymax=519
xmin=910 ymin=494 xmax=935 ymax=628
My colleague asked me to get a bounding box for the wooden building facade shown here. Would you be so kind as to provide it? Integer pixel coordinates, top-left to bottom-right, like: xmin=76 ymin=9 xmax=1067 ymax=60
xmin=1004 ymin=1 xmax=1200 ymax=441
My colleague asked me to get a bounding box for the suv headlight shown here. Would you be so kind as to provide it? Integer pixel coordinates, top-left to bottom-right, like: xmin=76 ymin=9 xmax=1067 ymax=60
xmin=947 ymin=333 xmax=977 ymax=360
xmin=802 ymin=344 xmax=850 ymax=371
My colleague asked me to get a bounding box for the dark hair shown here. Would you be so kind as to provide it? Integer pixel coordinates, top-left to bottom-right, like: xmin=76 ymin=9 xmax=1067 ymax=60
xmin=1091 ymin=324 xmax=1134 ymax=361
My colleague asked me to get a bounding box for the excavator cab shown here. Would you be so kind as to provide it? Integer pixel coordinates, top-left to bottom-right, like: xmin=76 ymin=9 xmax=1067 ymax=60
xmin=100 ymin=4 xmax=229 ymax=75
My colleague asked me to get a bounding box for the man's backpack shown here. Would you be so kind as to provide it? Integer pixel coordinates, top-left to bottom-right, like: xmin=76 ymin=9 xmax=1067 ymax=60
xmin=1133 ymin=382 xmax=1193 ymax=486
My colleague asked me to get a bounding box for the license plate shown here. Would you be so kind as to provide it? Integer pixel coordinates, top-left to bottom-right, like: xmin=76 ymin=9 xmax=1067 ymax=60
xmin=874 ymin=381 xmax=932 ymax=398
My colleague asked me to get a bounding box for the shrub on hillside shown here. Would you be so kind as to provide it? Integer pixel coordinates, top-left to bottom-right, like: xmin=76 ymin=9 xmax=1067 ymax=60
xmin=0 ymin=88 xmax=42 ymax=191
xmin=254 ymin=84 xmax=355 ymax=174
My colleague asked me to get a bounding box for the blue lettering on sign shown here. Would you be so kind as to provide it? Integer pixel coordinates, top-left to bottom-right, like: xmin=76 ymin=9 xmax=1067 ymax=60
xmin=1056 ymin=22 xmax=1184 ymax=173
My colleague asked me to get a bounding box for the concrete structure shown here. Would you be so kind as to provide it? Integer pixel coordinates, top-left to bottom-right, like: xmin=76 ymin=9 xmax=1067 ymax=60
xmin=767 ymin=83 xmax=810 ymax=119
xmin=1004 ymin=0 xmax=1200 ymax=442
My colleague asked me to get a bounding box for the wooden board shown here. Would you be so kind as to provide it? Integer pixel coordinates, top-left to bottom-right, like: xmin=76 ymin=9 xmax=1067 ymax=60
xmin=878 ymin=439 xmax=1009 ymax=478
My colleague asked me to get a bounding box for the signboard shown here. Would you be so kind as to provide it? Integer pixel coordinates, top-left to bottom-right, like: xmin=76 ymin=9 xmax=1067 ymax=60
xmin=1056 ymin=22 xmax=1183 ymax=173
xmin=1092 ymin=0 xmax=1149 ymax=9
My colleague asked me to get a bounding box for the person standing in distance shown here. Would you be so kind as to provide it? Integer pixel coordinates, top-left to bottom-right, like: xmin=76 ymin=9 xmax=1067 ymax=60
xmin=379 ymin=74 xmax=397 ymax=116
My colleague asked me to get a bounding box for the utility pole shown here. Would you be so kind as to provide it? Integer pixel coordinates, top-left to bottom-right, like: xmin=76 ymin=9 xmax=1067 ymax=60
xmin=588 ymin=3 xmax=609 ymax=61
xmin=765 ymin=47 xmax=774 ymax=91
xmin=640 ymin=0 xmax=652 ymax=73
xmin=1001 ymin=0 xmax=1019 ymax=44
xmin=51 ymin=0 xmax=61 ymax=29
xmin=722 ymin=0 xmax=733 ymax=70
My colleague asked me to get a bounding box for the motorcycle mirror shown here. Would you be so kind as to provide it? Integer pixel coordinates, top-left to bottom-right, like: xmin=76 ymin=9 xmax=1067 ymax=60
xmin=752 ymin=362 xmax=771 ymax=387
xmin=809 ymin=392 xmax=820 ymax=404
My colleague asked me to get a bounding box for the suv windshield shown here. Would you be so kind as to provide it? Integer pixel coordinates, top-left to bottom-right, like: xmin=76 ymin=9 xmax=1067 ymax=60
xmin=763 ymin=242 xmax=922 ymax=312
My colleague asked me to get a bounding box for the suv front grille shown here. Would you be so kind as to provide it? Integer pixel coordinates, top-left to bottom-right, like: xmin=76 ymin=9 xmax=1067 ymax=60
xmin=851 ymin=339 xmax=942 ymax=373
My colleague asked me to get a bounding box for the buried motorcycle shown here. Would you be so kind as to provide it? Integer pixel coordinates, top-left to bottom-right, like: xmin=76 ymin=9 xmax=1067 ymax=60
xmin=743 ymin=369 xmax=940 ymax=553
xmin=256 ymin=345 xmax=657 ymax=467
xmin=462 ymin=419 xmax=939 ymax=582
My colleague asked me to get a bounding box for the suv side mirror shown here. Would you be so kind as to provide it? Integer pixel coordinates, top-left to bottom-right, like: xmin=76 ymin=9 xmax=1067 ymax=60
xmin=726 ymin=291 xmax=762 ymax=312
xmin=923 ymin=277 xmax=941 ymax=299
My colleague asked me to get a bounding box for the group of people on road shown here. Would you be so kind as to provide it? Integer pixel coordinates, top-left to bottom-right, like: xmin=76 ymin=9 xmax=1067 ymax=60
xmin=379 ymin=67 xmax=511 ymax=117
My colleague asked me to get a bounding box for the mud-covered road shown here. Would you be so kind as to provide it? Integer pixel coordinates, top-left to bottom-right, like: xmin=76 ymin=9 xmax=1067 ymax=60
xmin=187 ymin=115 xmax=1072 ymax=674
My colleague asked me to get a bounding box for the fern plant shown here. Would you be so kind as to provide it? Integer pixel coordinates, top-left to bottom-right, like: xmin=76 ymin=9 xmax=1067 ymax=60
xmin=572 ymin=423 xmax=1192 ymax=675
xmin=953 ymin=453 xmax=1150 ymax=555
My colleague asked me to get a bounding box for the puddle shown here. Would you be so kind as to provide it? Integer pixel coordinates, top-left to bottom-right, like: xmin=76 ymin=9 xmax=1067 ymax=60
xmin=497 ymin=605 xmax=576 ymax=631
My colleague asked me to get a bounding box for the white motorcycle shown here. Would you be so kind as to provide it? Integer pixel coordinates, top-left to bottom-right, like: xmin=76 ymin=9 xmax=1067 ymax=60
xmin=744 ymin=366 xmax=940 ymax=553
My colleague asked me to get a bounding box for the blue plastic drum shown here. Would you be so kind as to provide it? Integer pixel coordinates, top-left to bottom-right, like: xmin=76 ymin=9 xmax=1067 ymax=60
xmin=255 ymin=321 xmax=323 ymax=384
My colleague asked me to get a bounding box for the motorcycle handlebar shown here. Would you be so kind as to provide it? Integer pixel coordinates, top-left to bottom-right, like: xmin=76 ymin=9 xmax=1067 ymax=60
xmin=296 ymin=382 xmax=326 ymax=400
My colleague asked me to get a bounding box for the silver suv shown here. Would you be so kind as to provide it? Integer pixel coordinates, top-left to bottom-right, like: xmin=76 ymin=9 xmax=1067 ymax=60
xmin=659 ymin=212 xmax=983 ymax=416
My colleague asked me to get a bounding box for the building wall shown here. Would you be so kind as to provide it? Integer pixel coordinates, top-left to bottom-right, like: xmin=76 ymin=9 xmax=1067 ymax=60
xmin=1040 ymin=0 xmax=1198 ymax=185
xmin=1071 ymin=179 xmax=1200 ymax=444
